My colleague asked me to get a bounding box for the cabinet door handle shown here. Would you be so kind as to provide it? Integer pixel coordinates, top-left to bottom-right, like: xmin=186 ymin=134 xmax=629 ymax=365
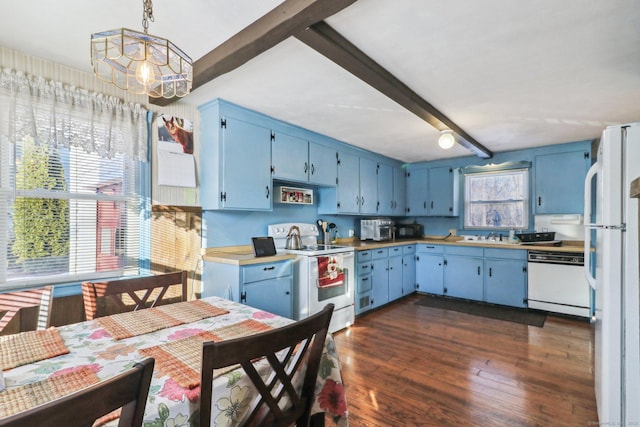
xmin=311 ymin=164 xmax=315 ymax=175
xmin=285 ymin=291 xmax=290 ymax=295
xmin=265 ymin=186 xmax=270 ymax=199
xmin=263 ymin=266 xmax=275 ymax=271
xmin=304 ymin=162 xmax=308 ymax=173
xmin=423 ymin=201 xmax=427 ymax=209
xmin=431 ymin=201 xmax=434 ymax=209
xmin=362 ymin=277 xmax=369 ymax=282
xmin=489 ymin=267 xmax=492 ymax=277
xmin=355 ymin=195 xmax=360 ymax=205
xmin=361 ymin=196 xmax=365 ymax=206
xmin=477 ymin=266 xmax=481 ymax=275
xmin=538 ymin=196 xmax=542 ymax=206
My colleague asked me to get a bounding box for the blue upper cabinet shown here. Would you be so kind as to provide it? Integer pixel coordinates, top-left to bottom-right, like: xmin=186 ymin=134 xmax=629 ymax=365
xmin=359 ymin=157 xmax=378 ymax=215
xmin=378 ymin=163 xmax=406 ymax=216
xmin=200 ymin=102 xmax=272 ymax=210
xmin=271 ymin=131 xmax=309 ymax=183
xmin=535 ymin=149 xmax=591 ymax=214
xmin=271 ymin=132 xmax=337 ymax=186
xmin=393 ymin=166 xmax=407 ymax=216
xmin=377 ymin=163 xmax=393 ymax=215
xmin=308 ymin=142 xmax=338 ymax=187
xmin=427 ymin=166 xmax=459 ymax=216
xmin=406 ymin=168 xmax=428 ymax=215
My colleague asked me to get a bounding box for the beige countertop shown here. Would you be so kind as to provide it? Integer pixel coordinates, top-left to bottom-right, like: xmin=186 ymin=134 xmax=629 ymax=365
xmin=201 ymin=245 xmax=296 ymax=265
xmin=202 ymin=237 xmax=587 ymax=265
xmin=336 ymin=236 xmax=586 ymax=253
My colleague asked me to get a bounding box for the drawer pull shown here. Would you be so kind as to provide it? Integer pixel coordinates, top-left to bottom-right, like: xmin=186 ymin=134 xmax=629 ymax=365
xmin=263 ymin=266 xmax=275 ymax=271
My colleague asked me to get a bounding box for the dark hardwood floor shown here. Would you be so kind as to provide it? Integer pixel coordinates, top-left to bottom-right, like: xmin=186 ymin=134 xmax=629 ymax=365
xmin=329 ymin=294 xmax=597 ymax=426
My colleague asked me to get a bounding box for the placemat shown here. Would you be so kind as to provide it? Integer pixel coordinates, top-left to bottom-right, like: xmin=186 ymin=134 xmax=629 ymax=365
xmin=0 ymin=367 xmax=99 ymax=418
xmin=0 ymin=328 xmax=69 ymax=370
xmin=155 ymin=299 xmax=229 ymax=324
xmin=139 ymin=319 xmax=273 ymax=389
xmin=97 ymin=308 xmax=183 ymax=340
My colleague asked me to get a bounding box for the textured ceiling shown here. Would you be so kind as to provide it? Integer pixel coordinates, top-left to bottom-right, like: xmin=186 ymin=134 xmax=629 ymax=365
xmin=3 ymin=0 xmax=639 ymax=162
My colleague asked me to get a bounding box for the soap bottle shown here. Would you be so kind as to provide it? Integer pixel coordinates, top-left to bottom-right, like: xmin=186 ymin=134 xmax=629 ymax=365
xmin=509 ymin=229 xmax=516 ymax=243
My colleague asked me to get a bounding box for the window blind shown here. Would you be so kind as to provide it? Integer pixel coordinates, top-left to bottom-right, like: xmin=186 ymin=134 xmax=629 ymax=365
xmin=0 ymin=69 xmax=148 ymax=289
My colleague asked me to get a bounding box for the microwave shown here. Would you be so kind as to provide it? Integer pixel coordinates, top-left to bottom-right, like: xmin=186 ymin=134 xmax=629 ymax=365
xmin=396 ymin=223 xmax=424 ymax=239
xmin=361 ymin=218 xmax=394 ymax=241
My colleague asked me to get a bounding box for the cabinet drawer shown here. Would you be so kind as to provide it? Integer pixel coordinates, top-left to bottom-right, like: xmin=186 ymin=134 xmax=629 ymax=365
xmin=444 ymin=246 xmax=483 ymax=257
xmin=389 ymin=246 xmax=403 ymax=257
xmin=359 ymin=274 xmax=373 ymax=293
xmin=357 ymin=262 xmax=372 ymax=276
xmin=403 ymin=245 xmax=416 ymax=254
xmin=417 ymin=244 xmax=443 ymax=253
xmin=484 ymin=248 xmax=526 ymax=260
xmin=371 ymin=248 xmax=389 ymax=259
xmin=357 ymin=250 xmax=372 ymax=262
xmin=243 ymin=261 xmax=292 ymax=283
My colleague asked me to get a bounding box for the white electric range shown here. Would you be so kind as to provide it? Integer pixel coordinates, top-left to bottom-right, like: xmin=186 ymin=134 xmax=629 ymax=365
xmin=268 ymin=223 xmax=355 ymax=333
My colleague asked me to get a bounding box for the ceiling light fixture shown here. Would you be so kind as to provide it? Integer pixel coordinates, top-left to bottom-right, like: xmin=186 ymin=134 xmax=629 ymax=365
xmin=438 ymin=129 xmax=456 ymax=149
xmin=90 ymin=0 xmax=192 ymax=98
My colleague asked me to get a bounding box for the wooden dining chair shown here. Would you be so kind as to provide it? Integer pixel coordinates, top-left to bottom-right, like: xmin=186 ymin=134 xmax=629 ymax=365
xmin=200 ymin=303 xmax=334 ymax=427
xmin=0 ymin=286 xmax=53 ymax=334
xmin=0 ymin=357 xmax=155 ymax=427
xmin=82 ymin=271 xmax=188 ymax=320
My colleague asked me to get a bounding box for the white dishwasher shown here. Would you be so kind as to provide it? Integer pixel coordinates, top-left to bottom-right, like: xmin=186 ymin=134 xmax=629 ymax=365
xmin=527 ymin=250 xmax=591 ymax=318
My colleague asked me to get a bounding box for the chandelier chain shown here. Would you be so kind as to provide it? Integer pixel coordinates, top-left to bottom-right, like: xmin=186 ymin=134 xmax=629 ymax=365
xmin=142 ymin=0 xmax=154 ymax=33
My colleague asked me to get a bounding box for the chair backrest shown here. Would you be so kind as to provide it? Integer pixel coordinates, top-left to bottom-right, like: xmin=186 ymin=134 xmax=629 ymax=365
xmin=0 ymin=286 xmax=53 ymax=334
xmin=0 ymin=357 xmax=154 ymax=427
xmin=200 ymin=303 xmax=334 ymax=427
xmin=82 ymin=271 xmax=188 ymax=320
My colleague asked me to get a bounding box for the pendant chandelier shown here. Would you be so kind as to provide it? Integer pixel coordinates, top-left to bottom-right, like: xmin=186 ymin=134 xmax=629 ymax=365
xmin=90 ymin=0 xmax=193 ymax=98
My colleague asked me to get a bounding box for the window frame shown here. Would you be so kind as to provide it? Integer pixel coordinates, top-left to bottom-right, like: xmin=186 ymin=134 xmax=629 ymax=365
xmin=462 ymin=162 xmax=531 ymax=231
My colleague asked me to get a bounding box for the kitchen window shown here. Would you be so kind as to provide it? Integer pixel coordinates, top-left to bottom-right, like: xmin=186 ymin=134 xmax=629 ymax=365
xmin=0 ymin=69 xmax=149 ymax=289
xmin=463 ymin=164 xmax=530 ymax=230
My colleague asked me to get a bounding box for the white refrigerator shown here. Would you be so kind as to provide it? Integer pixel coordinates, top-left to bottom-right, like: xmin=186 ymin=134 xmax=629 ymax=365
xmin=584 ymin=122 xmax=640 ymax=425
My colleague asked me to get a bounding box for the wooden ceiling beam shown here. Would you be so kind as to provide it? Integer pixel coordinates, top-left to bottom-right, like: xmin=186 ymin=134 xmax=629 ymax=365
xmin=150 ymin=0 xmax=357 ymax=107
xmin=295 ymin=21 xmax=493 ymax=159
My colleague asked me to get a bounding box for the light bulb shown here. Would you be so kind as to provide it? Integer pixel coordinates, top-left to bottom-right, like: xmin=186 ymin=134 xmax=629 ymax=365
xmin=135 ymin=60 xmax=155 ymax=86
xmin=438 ymin=130 xmax=455 ymax=149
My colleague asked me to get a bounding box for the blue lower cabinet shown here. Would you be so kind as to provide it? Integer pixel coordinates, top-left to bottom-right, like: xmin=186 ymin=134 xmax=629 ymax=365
xmin=202 ymin=259 xmax=293 ymax=318
xmin=402 ymin=249 xmax=416 ymax=296
xmin=484 ymin=252 xmax=527 ymax=308
xmin=388 ymin=255 xmax=404 ymax=301
xmin=444 ymin=255 xmax=484 ymax=301
xmin=416 ymin=245 xmax=444 ymax=295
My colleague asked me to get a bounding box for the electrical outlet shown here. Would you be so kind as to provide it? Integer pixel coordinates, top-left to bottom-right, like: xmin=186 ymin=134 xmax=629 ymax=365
xmin=448 ymin=229 xmax=457 ymax=236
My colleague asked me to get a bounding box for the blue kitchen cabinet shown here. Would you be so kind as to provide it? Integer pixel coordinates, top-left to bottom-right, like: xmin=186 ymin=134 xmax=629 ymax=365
xmin=387 ymin=246 xmax=404 ymax=301
xmin=356 ymin=250 xmax=373 ymax=315
xmin=202 ymin=259 xmax=293 ymax=318
xmin=535 ymin=149 xmax=591 ymax=214
xmin=359 ymin=157 xmax=378 ymax=215
xmin=271 ymin=132 xmax=337 ymax=186
xmin=378 ymin=164 xmax=406 ymax=216
xmin=484 ymin=248 xmax=527 ymax=308
xmin=402 ymin=244 xmax=416 ymax=294
xmin=406 ymin=168 xmax=429 ymax=215
xmin=271 ymin=131 xmax=309 ymax=183
xmin=377 ymin=163 xmax=394 ymax=215
xmin=371 ymin=248 xmax=389 ymax=308
xmin=309 ymin=142 xmax=338 ymax=186
xmin=444 ymin=246 xmax=484 ymax=301
xmin=428 ymin=166 xmax=459 ymax=216
xmin=200 ymin=103 xmax=272 ymax=211
xmin=393 ymin=166 xmax=407 ymax=216
xmin=320 ymin=151 xmax=360 ymax=214
xmin=416 ymin=244 xmax=444 ymax=295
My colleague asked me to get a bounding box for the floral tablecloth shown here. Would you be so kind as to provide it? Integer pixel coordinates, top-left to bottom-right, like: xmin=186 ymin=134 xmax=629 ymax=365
xmin=1 ymin=296 xmax=348 ymax=427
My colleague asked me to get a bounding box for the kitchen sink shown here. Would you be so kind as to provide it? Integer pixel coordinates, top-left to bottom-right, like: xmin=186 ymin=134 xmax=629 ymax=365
xmin=458 ymin=239 xmax=520 ymax=245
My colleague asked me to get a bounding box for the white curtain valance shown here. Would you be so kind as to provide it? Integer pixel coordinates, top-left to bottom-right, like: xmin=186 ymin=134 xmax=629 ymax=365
xmin=0 ymin=68 xmax=148 ymax=161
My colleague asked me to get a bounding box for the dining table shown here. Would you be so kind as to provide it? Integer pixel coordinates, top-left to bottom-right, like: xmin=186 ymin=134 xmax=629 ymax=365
xmin=0 ymin=296 xmax=349 ymax=427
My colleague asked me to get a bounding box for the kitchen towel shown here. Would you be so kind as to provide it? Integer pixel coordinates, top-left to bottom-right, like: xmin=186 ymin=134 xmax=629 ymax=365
xmin=317 ymin=255 xmax=345 ymax=288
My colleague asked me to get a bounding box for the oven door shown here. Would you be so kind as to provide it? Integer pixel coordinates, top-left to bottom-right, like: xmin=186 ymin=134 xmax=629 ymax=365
xmin=304 ymin=251 xmax=355 ymax=332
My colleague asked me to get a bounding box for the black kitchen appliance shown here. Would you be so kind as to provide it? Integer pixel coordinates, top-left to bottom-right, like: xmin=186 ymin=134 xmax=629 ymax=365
xmin=515 ymin=231 xmax=556 ymax=243
xmin=395 ymin=223 xmax=424 ymax=239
